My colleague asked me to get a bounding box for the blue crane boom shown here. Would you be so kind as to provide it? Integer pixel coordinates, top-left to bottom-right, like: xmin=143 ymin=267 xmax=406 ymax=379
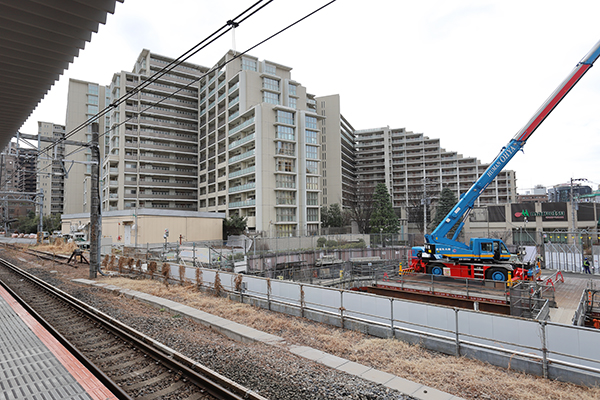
xmin=426 ymin=39 xmax=600 ymax=256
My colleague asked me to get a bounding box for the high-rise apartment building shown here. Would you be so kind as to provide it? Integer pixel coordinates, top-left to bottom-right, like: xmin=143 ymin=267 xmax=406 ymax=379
xmin=37 ymin=122 xmax=66 ymax=215
xmin=0 ymin=141 xmax=37 ymax=222
xmin=197 ymin=51 xmax=323 ymax=237
xmin=353 ymin=127 xmax=516 ymax=208
xmin=102 ymin=49 xmax=206 ymax=213
xmin=315 ymin=95 xmax=356 ymax=208
xmin=60 ymin=48 xmax=519 ymax=239
xmin=64 ymin=79 xmax=106 ymax=214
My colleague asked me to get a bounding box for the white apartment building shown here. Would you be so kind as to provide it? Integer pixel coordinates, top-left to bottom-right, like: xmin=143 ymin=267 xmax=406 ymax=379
xmin=354 ymin=127 xmax=516 ymax=208
xmin=197 ymin=51 xmax=323 ymax=237
xmin=36 ymin=122 xmax=65 ymax=215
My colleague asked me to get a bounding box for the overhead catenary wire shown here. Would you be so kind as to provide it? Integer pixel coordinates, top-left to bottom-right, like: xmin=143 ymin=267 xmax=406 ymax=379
xmin=39 ymin=0 xmax=274 ymax=159
xmin=59 ymin=0 xmax=338 ymax=161
xmin=11 ymin=0 xmax=339 ymax=191
xmin=3 ymin=0 xmax=275 ymax=191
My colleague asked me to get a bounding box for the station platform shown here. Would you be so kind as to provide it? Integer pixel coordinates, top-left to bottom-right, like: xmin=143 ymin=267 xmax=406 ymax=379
xmin=0 ymin=284 xmax=117 ymax=400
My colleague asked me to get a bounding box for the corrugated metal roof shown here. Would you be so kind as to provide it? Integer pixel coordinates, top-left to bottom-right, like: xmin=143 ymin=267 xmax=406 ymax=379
xmin=0 ymin=0 xmax=122 ymax=149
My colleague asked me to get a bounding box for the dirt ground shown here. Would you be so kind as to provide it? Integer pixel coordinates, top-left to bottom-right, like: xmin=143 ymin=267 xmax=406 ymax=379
xmin=6 ymin=245 xmax=600 ymax=400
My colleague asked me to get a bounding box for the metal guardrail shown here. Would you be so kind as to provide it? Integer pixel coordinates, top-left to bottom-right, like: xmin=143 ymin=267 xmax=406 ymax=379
xmin=106 ymin=257 xmax=600 ymax=385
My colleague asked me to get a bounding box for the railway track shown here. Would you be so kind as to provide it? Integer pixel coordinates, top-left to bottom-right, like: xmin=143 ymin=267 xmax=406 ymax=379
xmin=0 ymin=257 xmax=266 ymax=400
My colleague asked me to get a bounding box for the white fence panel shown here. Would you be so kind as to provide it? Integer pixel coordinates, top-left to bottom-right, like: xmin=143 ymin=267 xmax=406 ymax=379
xmin=546 ymin=323 xmax=600 ymax=370
xmin=202 ymin=269 xmax=216 ymax=286
xmin=270 ymin=280 xmax=300 ymax=305
xmin=393 ymin=300 xmax=455 ymax=338
xmin=344 ymin=291 xmax=390 ymax=325
xmin=221 ymin=272 xmax=236 ymax=291
xmin=303 ymin=285 xmax=341 ymax=314
xmin=458 ymin=311 xmax=542 ymax=356
xmin=243 ymin=275 xmax=268 ymax=299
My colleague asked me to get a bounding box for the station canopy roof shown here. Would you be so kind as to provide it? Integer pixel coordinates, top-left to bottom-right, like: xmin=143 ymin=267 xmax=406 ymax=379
xmin=0 ymin=0 xmax=122 ymax=150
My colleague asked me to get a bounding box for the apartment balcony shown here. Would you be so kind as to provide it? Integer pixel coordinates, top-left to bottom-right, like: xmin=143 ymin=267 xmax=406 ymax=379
xmin=138 ymin=142 xmax=197 ymax=154
xmin=140 ymin=94 xmax=197 ymax=111
xmin=138 ymin=155 xmax=197 ymax=165
xmin=229 ymin=117 xmax=255 ymax=136
xmin=135 ymin=129 xmax=198 ymax=144
xmin=228 ymin=182 xmax=256 ymax=193
xmin=138 ymin=193 xmax=198 ymax=200
xmin=229 ymin=134 xmax=256 ymax=150
xmin=229 ymin=166 xmax=255 ymax=179
xmin=138 ymin=180 xmax=196 ymax=188
xmin=229 ymin=199 xmax=256 ymax=208
xmin=229 ymin=149 xmax=255 ymax=164
xmin=139 ymin=117 xmax=197 ymax=132
xmin=144 ymin=82 xmax=196 ymax=99
xmin=138 ymin=167 xmax=197 ymax=177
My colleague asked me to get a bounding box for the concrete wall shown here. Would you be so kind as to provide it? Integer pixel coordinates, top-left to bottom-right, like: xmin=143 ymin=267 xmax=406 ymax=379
xmin=62 ymin=209 xmax=224 ymax=244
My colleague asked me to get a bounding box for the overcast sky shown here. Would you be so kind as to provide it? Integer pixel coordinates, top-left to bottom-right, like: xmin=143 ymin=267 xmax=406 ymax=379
xmin=20 ymin=0 xmax=600 ymax=193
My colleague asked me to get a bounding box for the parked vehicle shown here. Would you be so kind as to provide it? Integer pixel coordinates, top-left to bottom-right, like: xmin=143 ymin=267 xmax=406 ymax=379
xmin=411 ymin=39 xmax=600 ymax=281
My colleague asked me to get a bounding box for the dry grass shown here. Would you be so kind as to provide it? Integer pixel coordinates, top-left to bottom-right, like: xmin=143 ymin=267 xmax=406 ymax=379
xmin=33 ymin=241 xmax=78 ymax=255
xmin=97 ymin=276 xmax=600 ymax=400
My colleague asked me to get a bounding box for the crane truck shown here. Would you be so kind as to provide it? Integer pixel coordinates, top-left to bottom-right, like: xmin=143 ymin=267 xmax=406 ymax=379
xmin=410 ymin=39 xmax=600 ymax=282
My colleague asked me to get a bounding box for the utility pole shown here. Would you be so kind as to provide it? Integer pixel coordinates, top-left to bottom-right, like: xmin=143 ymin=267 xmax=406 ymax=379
xmin=89 ymin=123 xmax=100 ymax=279
xmin=37 ymin=189 xmax=43 ymax=243
xmin=422 ymin=178 xmax=429 ymax=237
xmin=570 ymin=178 xmax=587 ymax=235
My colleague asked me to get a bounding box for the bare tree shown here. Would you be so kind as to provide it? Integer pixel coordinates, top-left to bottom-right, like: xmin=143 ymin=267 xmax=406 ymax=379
xmin=346 ymin=184 xmax=375 ymax=234
xmin=406 ymin=181 xmax=440 ymax=234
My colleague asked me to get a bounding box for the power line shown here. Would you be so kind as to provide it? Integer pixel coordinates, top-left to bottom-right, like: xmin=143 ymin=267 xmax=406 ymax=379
xmin=9 ymin=0 xmax=339 ymax=196
xmin=39 ymin=0 xmax=274 ymax=159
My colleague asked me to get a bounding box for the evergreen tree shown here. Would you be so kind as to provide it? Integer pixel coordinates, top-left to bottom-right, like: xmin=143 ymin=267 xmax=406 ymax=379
xmin=431 ymin=187 xmax=458 ymax=235
xmin=321 ymin=203 xmax=343 ymax=228
xmin=327 ymin=203 xmax=343 ymax=227
xmin=223 ymin=214 xmax=247 ymax=239
xmin=370 ymin=183 xmax=400 ymax=234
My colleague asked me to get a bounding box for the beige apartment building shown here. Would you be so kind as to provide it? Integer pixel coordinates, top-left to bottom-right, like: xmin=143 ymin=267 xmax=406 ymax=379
xmin=36 ymin=122 xmax=66 ymax=216
xmin=196 ymin=51 xmax=323 ymax=237
xmin=102 ymin=50 xmax=206 ymax=213
xmin=63 ymin=79 xmax=106 ymax=215
xmin=314 ymin=94 xmax=356 ymax=208
xmin=57 ymin=48 xmax=519 ymax=241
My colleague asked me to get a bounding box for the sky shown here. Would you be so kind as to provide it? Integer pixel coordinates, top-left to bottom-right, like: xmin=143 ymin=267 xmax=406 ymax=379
xmin=19 ymin=0 xmax=600 ymax=194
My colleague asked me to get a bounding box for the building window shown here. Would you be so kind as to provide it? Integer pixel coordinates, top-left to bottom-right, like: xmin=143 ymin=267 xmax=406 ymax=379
xmin=276 ymin=141 xmax=295 ymax=156
xmin=263 ymin=91 xmax=279 ymax=105
xmin=306 ymin=130 xmax=318 ymax=144
xmin=88 ymin=84 xmax=99 ymax=95
xmin=276 ymin=207 xmax=296 ymax=222
xmin=87 ymin=105 xmax=99 ymax=114
xmin=306 ymin=176 xmax=318 ymax=190
xmin=276 ymin=159 xmax=295 ymax=172
xmin=288 ymin=97 xmax=296 ymax=109
xmin=242 ymin=58 xmax=257 ymax=71
xmin=87 ymin=95 xmax=98 ymax=105
xmin=307 ymin=208 xmax=319 ymax=221
xmin=263 ymin=77 xmax=279 ymax=91
xmin=307 ymin=192 xmax=318 ymax=205
xmin=276 ymin=125 xmax=294 ymax=141
xmin=306 ymin=160 xmax=319 ymax=175
xmin=276 ymin=191 xmax=296 ymax=205
xmin=275 ymin=224 xmax=296 ymax=237
xmin=289 ymin=83 xmax=297 ymax=96
xmin=306 ymin=116 xmax=317 ymax=130
xmin=277 ymin=110 xmax=294 ymax=124
xmin=265 ymin=63 xmax=276 ymax=74
xmin=306 ymin=145 xmax=319 ymax=159
xmin=276 ymin=175 xmax=295 ymax=189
